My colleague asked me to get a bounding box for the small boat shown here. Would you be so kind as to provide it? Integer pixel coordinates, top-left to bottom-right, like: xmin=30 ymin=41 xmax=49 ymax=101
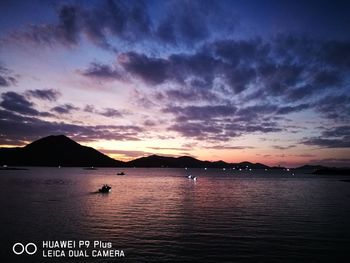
xmin=117 ymin=172 xmax=125 ymax=175
xmin=98 ymin=184 xmax=111 ymax=193
xmin=187 ymin=175 xmax=197 ymax=181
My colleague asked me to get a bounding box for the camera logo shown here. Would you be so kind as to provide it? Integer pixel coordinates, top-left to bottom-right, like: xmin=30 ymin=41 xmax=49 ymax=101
xmin=12 ymin=243 xmax=37 ymax=255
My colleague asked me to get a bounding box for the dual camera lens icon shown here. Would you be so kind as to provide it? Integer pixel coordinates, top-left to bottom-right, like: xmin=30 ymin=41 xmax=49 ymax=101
xmin=12 ymin=243 xmax=37 ymax=255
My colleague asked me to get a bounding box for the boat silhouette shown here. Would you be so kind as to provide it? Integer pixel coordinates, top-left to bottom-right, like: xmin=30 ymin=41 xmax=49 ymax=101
xmin=98 ymin=184 xmax=111 ymax=193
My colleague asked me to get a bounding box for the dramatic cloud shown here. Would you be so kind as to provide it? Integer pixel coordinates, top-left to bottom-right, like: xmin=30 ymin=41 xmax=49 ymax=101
xmin=163 ymin=105 xmax=237 ymax=121
xmin=118 ymin=52 xmax=169 ymax=85
xmin=75 ymin=33 xmax=350 ymax=152
xmin=160 ymin=87 xmax=221 ymax=103
xmin=273 ymin=145 xmax=296 ymax=150
xmin=99 ymin=108 xmax=123 ymax=117
xmin=0 ymin=109 xmax=143 ymax=144
xmin=276 ymin=104 xmax=310 ymax=115
xmin=313 ymin=95 xmax=350 ymax=121
xmin=0 ymin=76 xmax=12 ymax=87
xmin=143 ymin=119 xmax=157 ymax=126
xmin=1 ymin=0 xmax=242 ymax=52
xmin=83 ymin=104 xmax=95 ymax=113
xmin=234 ymin=104 xmax=278 ymax=122
xmin=168 ymin=120 xmax=282 ymax=141
xmin=26 ymin=89 xmax=61 ymax=101
xmin=81 ymin=63 xmax=122 ymax=80
xmin=6 ymin=1 xmax=152 ymax=50
xmin=0 ymin=92 xmax=51 ymax=116
xmin=0 ymin=66 xmax=17 ymax=87
xmin=164 ymin=102 xmax=307 ymax=129
xmin=83 ymin=105 xmax=123 ymax=118
xmin=210 ymin=39 xmax=269 ymax=66
xmin=303 ymin=138 xmax=350 ymax=148
xmin=168 ymin=121 xmax=225 ymax=140
xmin=312 ymin=70 xmax=342 ymax=88
xmin=80 ymin=36 xmax=350 ymax=114
xmin=182 ymin=87 xmax=221 ymax=105
xmin=303 ymin=126 xmax=350 ymax=148
xmin=51 ymin=104 xmax=79 ymax=114
xmin=155 ymin=0 xmax=238 ymax=45
xmin=116 ymin=51 xmax=224 ymax=87
xmin=322 ymin=126 xmax=350 ymax=138
xmin=159 ymin=100 xmax=316 ymax=140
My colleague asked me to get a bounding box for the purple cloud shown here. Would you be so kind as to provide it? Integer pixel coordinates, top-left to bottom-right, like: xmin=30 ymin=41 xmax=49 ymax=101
xmin=26 ymin=89 xmax=61 ymax=101
xmin=0 ymin=92 xmax=51 ymax=117
xmin=51 ymin=104 xmax=79 ymax=114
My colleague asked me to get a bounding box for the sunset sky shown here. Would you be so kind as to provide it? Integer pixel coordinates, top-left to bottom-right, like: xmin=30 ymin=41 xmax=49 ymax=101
xmin=0 ymin=0 xmax=350 ymax=167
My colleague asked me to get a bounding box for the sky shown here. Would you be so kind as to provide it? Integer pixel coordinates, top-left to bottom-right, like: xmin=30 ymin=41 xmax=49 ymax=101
xmin=0 ymin=0 xmax=350 ymax=167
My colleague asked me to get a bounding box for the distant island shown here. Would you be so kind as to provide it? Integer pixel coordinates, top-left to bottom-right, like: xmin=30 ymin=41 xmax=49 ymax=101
xmin=0 ymin=135 xmax=348 ymax=174
xmin=0 ymin=135 xmax=122 ymax=167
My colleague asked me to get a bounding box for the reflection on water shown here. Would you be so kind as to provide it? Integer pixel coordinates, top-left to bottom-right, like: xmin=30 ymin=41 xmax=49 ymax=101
xmin=0 ymin=168 xmax=350 ymax=262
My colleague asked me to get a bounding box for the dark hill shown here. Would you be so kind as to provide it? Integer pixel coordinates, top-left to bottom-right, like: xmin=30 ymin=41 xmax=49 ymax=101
xmin=0 ymin=134 xmax=319 ymax=169
xmin=296 ymin=165 xmax=327 ymax=170
xmin=0 ymin=135 xmax=124 ymax=167
xmin=127 ymin=155 xmax=270 ymax=169
xmin=127 ymin=155 xmax=204 ymax=168
xmin=312 ymin=168 xmax=350 ymax=175
xmin=235 ymin=161 xmax=269 ymax=169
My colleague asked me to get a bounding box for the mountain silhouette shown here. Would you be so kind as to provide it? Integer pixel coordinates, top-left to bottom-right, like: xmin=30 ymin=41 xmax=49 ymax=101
xmin=127 ymin=155 xmax=204 ymax=168
xmin=0 ymin=135 xmax=124 ymax=167
xmin=0 ymin=135 xmax=294 ymax=169
xmin=127 ymin=154 xmax=270 ymax=169
xmin=295 ymin=164 xmax=327 ymax=170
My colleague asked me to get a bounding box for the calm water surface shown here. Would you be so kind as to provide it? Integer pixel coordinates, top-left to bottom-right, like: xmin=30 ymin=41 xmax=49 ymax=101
xmin=0 ymin=168 xmax=349 ymax=262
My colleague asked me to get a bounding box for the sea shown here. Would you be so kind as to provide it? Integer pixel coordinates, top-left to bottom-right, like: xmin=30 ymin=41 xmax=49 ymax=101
xmin=0 ymin=167 xmax=349 ymax=262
